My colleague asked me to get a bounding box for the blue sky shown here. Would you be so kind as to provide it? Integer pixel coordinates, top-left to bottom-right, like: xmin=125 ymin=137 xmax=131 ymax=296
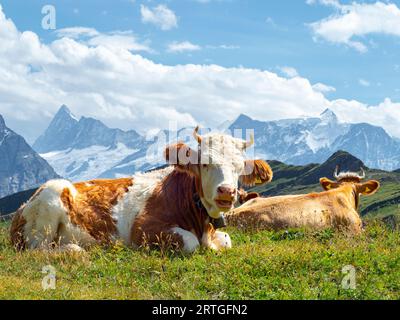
xmin=2 ymin=0 xmax=399 ymax=104
xmin=0 ymin=0 xmax=400 ymax=142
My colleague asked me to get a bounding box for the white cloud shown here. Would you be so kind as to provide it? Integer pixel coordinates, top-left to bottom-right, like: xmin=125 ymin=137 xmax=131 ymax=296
xmin=312 ymin=82 xmax=336 ymax=93
xmin=0 ymin=4 xmax=399 ymax=143
xmin=167 ymin=41 xmax=201 ymax=53
xmin=279 ymin=66 xmax=299 ymax=78
xmin=55 ymin=27 xmax=99 ymax=39
xmin=140 ymin=4 xmax=178 ymax=31
xmin=206 ymin=44 xmax=240 ymax=50
xmin=359 ymin=78 xmax=371 ymax=87
xmin=309 ymin=1 xmax=400 ymax=52
xmin=306 ymin=0 xmax=341 ymax=9
xmin=56 ymin=27 xmax=153 ymax=53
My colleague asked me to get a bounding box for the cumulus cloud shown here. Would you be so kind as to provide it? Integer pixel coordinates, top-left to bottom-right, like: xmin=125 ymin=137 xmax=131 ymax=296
xmin=0 ymin=4 xmax=399 ymax=143
xmin=308 ymin=1 xmax=400 ymax=52
xmin=140 ymin=4 xmax=178 ymax=31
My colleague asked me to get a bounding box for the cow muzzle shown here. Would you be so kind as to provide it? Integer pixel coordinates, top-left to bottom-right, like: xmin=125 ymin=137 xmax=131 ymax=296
xmin=215 ymin=185 xmax=236 ymax=209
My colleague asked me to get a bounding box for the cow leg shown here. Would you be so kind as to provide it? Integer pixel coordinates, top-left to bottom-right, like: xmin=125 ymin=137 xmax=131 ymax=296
xmin=132 ymin=221 xmax=200 ymax=253
xmin=201 ymin=226 xmax=232 ymax=251
xmin=170 ymin=227 xmax=200 ymax=253
xmin=213 ymin=231 xmax=232 ymax=249
xmin=208 ymin=231 xmax=232 ymax=251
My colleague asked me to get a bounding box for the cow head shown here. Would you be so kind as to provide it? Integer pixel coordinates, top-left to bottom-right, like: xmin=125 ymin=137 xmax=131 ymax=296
xmin=165 ymin=127 xmax=273 ymax=219
xmin=320 ymin=166 xmax=380 ymax=207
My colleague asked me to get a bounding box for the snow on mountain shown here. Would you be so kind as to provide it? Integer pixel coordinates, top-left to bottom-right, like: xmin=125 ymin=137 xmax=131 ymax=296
xmin=40 ymin=144 xmax=139 ymax=182
xmin=229 ymin=109 xmax=400 ymax=171
xmin=33 ymin=105 xmax=146 ymax=181
xmin=30 ymin=105 xmax=400 ymax=183
xmin=33 ymin=105 xmax=144 ymax=153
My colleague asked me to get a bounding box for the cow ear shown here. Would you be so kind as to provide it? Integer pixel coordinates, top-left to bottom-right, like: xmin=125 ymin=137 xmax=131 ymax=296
xmin=358 ymin=180 xmax=380 ymax=195
xmin=164 ymin=143 xmax=199 ymax=172
xmin=320 ymin=178 xmax=339 ymax=191
xmin=240 ymin=160 xmax=273 ymax=187
xmin=238 ymin=189 xmax=260 ymax=204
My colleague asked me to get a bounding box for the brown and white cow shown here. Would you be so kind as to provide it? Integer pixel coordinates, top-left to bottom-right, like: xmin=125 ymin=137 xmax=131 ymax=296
xmin=226 ymin=167 xmax=380 ymax=234
xmin=10 ymin=128 xmax=273 ymax=253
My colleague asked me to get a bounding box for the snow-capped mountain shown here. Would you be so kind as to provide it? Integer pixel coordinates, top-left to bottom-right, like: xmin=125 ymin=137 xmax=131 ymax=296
xmin=229 ymin=109 xmax=400 ymax=171
xmin=33 ymin=105 xmax=400 ymax=183
xmin=33 ymin=105 xmax=144 ymax=152
xmin=0 ymin=114 xmax=59 ymax=198
xmin=33 ymin=105 xmax=148 ymax=181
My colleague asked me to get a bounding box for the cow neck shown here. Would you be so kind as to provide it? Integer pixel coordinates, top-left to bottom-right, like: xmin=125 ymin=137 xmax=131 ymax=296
xmin=161 ymin=169 xmax=209 ymax=241
xmin=337 ymin=184 xmax=359 ymax=211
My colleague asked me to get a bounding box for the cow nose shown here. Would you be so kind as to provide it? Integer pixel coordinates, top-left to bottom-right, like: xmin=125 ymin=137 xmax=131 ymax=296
xmin=217 ymin=185 xmax=236 ymax=197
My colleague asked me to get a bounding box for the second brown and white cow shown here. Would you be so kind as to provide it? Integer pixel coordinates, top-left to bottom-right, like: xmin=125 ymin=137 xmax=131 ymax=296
xmin=10 ymin=128 xmax=273 ymax=253
xmin=226 ymin=168 xmax=380 ymax=234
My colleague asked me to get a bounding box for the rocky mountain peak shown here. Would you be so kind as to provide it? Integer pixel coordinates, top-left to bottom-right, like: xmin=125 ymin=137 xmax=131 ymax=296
xmin=0 ymin=114 xmax=6 ymax=132
xmin=0 ymin=114 xmax=59 ymax=198
xmin=320 ymin=108 xmax=338 ymax=124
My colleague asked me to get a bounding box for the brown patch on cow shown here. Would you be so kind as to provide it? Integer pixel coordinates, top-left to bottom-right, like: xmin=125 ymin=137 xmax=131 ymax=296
xmin=60 ymin=178 xmax=133 ymax=243
xmin=10 ymin=205 xmax=27 ymax=250
xmin=131 ymin=169 xmax=208 ymax=250
xmin=10 ymin=186 xmax=46 ymax=250
xmin=164 ymin=142 xmax=199 ymax=173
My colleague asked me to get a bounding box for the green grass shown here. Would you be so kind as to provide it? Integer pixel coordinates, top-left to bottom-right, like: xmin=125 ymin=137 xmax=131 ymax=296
xmin=1 ymin=221 xmax=399 ymax=300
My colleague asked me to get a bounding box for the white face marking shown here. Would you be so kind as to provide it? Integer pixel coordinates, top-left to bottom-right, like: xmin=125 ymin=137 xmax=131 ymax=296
xmin=171 ymin=227 xmax=200 ymax=253
xmin=198 ymin=134 xmax=246 ymax=219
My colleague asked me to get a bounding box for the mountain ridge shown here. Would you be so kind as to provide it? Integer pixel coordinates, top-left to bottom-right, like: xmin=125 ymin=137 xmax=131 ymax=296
xmin=0 ymin=114 xmax=60 ymax=198
xmin=33 ymin=105 xmax=144 ymax=153
xmin=30 ymin=105 xmax=400 ymax=182
xmin=229 ymin=110 xmax=400 ymax=171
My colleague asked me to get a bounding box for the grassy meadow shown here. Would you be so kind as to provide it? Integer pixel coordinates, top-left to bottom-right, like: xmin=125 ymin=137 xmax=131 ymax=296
xmin=0 ymin=220 xmax=399 ymax=300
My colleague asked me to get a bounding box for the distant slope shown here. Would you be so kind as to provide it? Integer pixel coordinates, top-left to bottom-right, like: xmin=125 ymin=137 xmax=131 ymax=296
xmin=0 ymin=188 xmax=37 ymax=216
xmin=249 ymin=151 xmax=400 ymax=218
xmin=0 ymin=115 xmax=59 ymax=198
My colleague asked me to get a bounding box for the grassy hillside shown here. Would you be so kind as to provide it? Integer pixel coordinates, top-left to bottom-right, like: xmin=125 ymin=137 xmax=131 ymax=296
xmin=0 ymin=221 xmax=399 ymax=300
xmin=251 ymin=151 xmax=400 ymax=219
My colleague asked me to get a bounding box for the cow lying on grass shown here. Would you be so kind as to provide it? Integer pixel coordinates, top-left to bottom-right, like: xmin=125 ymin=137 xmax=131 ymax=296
xmin=226 ymin=168 xmax=380 ymax=234
xmin=10 ymin=128 xmax=273 ymax=253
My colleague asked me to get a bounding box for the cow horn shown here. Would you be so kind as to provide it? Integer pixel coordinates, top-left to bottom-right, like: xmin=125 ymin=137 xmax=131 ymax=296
xmin=243 ymin=133 xmax=254 ymax=150
xmin=333 ymin=165 xmax=340 ymax=180
xmin=359 ymin=167 xmax=366 ymax=179
xmin=193 ymin=126 xmax=202 ymax=144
